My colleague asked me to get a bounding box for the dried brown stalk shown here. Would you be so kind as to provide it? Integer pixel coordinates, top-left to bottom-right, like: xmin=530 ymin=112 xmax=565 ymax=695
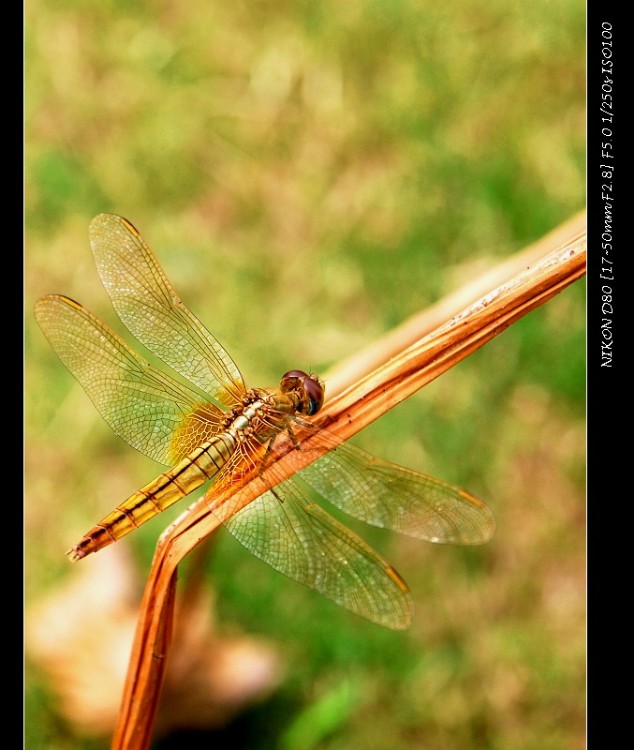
xmin=111 ymin=211 xmax=586 ymax=749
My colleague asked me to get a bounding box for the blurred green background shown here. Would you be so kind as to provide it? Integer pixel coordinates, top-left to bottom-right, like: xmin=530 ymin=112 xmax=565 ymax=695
xmin=25 ymin=1 xmax=585 ymax=748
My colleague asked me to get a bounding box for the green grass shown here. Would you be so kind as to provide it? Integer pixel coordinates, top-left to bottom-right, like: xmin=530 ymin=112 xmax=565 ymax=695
xmin=26 ymin=1 xmax=585 ymax=748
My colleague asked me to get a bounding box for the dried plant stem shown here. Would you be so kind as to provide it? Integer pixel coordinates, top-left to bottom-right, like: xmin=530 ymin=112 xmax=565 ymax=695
xmin=111 ymin=212 xmax=586 ymax=749
xmin=325 ymin=209 xmax=586 ymax=397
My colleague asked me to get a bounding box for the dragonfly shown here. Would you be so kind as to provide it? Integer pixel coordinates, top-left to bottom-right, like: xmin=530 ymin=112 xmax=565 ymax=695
xmin=35 ymin=214 xmax=495 ymax=630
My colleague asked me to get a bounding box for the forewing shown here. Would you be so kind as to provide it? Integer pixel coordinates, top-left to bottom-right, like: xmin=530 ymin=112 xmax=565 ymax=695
xmin=298 ymin=442 xmax=495 ymax=545
xmin=89 ymin=213 xmax=246 ymax=407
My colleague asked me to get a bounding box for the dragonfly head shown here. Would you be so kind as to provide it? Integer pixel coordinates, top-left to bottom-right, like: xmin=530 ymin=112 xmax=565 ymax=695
xmin=280 ymin=370 xmax=325 ymax=416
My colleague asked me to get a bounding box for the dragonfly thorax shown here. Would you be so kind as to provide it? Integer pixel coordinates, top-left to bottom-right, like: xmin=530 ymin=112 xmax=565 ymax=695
xmin=226 ymin=392 xmax=281 ymax=443
xmin=227 ymin=374 xmax=323 ymax=448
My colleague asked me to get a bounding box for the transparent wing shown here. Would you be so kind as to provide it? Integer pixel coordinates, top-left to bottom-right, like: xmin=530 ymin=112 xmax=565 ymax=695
xmin=220 ymin=479 xmax=413 ymax=630
xmin=89 ymin=213 xmax=246 ymax=407
xmin=35 ymin=294 xmax=224 ymax=466
xmin=297 ymin=441 xmax=495 ymax=545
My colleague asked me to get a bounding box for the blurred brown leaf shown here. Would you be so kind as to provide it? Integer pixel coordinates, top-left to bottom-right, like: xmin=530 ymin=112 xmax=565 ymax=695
xmin=26 ymin=546 xmax=282 ymax=740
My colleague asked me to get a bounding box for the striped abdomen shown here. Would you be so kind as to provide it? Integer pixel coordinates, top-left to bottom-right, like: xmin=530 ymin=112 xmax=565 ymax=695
xmin=66 ymin=432 xmax=237 ymax=561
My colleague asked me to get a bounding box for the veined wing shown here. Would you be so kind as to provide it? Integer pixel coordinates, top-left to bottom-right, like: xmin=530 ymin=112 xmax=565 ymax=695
xmin=298 ymin=442 xmax=496 ymax=545
xmin=35 ymin=294 xmax=225 ymax=466
xmin=219 ymin=479 xmax=413 ymax=630
xmin=89 ymin=213 xmax=246 ymax=408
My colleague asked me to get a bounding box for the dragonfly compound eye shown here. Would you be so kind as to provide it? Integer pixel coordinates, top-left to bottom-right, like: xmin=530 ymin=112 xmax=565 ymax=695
xmin=280 ymin=370 xmax=325 ymax=415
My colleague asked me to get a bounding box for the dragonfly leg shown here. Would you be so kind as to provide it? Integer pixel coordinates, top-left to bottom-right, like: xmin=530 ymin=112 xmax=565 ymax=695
xmin=269 ymin=485 xmax=284 ymax=504
xmin=258 ymin=418 xmax=313 ymax=470
xmin=285 ymin=425 xmax=302 ymax=451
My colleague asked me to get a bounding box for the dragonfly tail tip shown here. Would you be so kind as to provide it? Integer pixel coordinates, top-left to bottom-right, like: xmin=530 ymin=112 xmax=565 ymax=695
xmin=65 ymin=546 xmax=83 ymax=562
